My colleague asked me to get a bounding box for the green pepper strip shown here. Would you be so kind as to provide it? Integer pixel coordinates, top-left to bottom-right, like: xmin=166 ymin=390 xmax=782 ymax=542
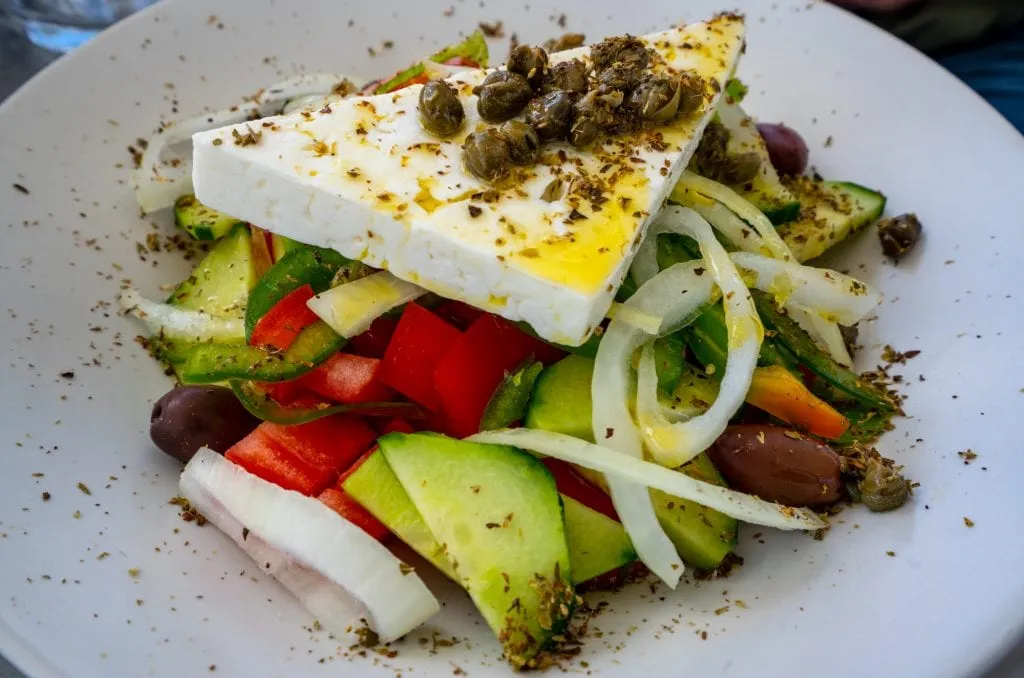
xmin=230 ymin=380 xmax=423 ymax=426
xmin=244 ymin=246 xmax=351 ymax=340
xmin=652 ymin=231 xmax=894 ymax=412
xmin=179 ymin=320 xmax=345 ymax=384
xmin=480 ymin=358 xmax=544 ymax=431
xmin=751 ymin=291 xmax=898 ymax=413
xmin=374 ymin=30 xmax=489 ymax=94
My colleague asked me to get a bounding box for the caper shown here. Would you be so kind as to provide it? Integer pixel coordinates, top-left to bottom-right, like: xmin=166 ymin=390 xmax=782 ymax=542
xmin=858 ymin=458 xmax=911 ymax=513
xmin=474 ymin=70 xmax=533 ymax=122
xmin=569 ymin=111 xmax=600 ymax=148
xmin=508 ymin=45 xmax=549 ymax=89
xmin=590 ymin=35 xmax=650 ymax=72
xmin=542 ymin=59 xmax=588 ymax=95
xmin=463 ymin=129 xmax=514 ymax=184
xmin=877 ymin=213 xmax=923 ymax=260
xmin=525 ymin=90 xmax=575 ymax=141
xmin=499 ymin=120 xmax=541 ymax=165
xmin=720 ymin=152 xmax=762 ymax=185
xmin=630 ymin=75 xmax=682 ymax=123
xmin=417 ymin=79 xmax=464 ymax=138
xmin=596 ymin=62 xmax=644 ymax=92
xmin=543 ymin=32 xmax=585 ymax=54
xmin=676 ymin=71 xmax=707 ymax=118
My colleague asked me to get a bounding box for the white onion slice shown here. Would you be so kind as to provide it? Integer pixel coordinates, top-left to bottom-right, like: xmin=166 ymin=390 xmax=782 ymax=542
xmin=675 ymin=171 xmax=793 ymax=261
xmin=118 ymin=289 xmax=244 ymax=343
xmin=729 ymin=251 xmax=881 ymax=325
xmin=591 ymin=260 xmax=717 ymax=587
xmin=468 ymin=430 xmax=826 ymax=531
xmin=606 ymin=302 xmax=664 ymax=336
xmin=637 ymin=207 xmax=761 ymax=468
xmin=307 ymin=272 xmax=425 ymax=338
xmin=133 ymin=73 xmax=364 ymax=214
xmin=690 ymin=201 xmax=771 ymax=256
xmin=180 ymin=449 xmax=440 ymax=642
xmin=674 ymin=174 xmax=858 ymax=366
xmin=790 ymin=307 xmax=854 ymax=367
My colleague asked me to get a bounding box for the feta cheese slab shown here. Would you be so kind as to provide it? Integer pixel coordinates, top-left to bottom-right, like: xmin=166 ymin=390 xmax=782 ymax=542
xmin=192 ymin=15 xmax=745 ymax=345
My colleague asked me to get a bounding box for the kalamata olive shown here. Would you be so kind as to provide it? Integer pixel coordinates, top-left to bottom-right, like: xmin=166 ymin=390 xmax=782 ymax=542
xmin=876 ymin=213 xmax=923 ymax=260
xmin=418 ymin=79 xmax=464 ymax=138
xmin=526 ymin=90 xmax=575 ymax=141
xmin=676 ymin=71 xmax=707 ymax=118
xmin=463 ymin=128 xmax=514 ymax=183
xmin=507 ymin=44 xmax=549 ymax=89
xmin=858 ymin=457 xmax=911 ymax=512
xmin=756 ymin=122 xmax=809 ymax=176
xmin=630 ymin=75 xmax=682 ymax=123
xmin=590 ymin=35 xmax=650 ymax=72
xmin=499 ymin=120 xmax=541 ymax=165
xmin=542 ymin=59 xmax=588 ymax=95
xmin=475 ymin=70 xmax=533 ymax=122
xmin=707 ymin=424 xmax=842 ymax=507
xmin=150 ymin=386 xmax=259 ymax=463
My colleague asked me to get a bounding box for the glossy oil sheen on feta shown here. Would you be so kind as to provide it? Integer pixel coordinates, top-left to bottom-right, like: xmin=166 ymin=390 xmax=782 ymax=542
xmin=192 ymin=15 xmax=745 ymax=345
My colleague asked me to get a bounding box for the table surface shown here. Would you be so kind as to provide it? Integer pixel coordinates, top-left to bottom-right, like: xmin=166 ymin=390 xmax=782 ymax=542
xmin=1 ymin=12 xmax=1023 ymax=678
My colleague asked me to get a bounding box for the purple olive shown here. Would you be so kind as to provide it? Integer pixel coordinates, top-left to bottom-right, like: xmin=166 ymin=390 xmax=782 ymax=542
xmin=757 ymin=122 xmax=809 ymax=176
xmin=150 ymin=386 xmax=259 ymax=463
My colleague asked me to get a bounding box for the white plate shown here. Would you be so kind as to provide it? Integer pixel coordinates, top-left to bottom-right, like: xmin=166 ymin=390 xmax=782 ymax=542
xmin=1 ymin=1 xmax=1023 ymax=676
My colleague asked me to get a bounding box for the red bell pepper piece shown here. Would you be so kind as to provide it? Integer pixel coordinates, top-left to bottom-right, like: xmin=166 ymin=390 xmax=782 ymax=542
xmin=300 ymin=353 xmax=396 ymax=404
xmin=432 ymin=314 xmax=564 ymax=438
xmin=347 ymin=316 xmax=399 ymax=358
xmin=542 ymin=458 xmax=619 ymax=522
xmin=433 ymin=301 xmax=485 ymax=330
xmin=259 ymin=415 xmax=378 ymax=473
xmin=339 ymin=446 xmax=379 ymax=485
xmin=256 ymin=379 xmax=308 ymax=406
xmin=250 ymin=284 xmax=320 ymax=351
xmin=375 ymin=416 xmax=416 ymax=436
xmin=387 ymin=72 xmax=429 ymax=92
xmin=379 ymin=303 xmax=461 ymax=410
xmin=317 ymin=486 xmax=390 ymax=541
xmin=443 ymin=56 xmax=480 ymax=68
xmin=226 ymin=427 xmax=331 ymax=496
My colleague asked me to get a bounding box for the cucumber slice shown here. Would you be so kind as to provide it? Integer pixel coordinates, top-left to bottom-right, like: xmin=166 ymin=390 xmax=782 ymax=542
xmin=343 ymin=449 xmax=634 ymax=585
xmin=524 ymin=354 xmax=739 ymax=570
xmin=342 ymin=451 xmax=458 ymax=580
xmin=777 ymin=178 xmax=887 ymax=262
xmin=651 ymin=455 xmax=738 ymax=570
xmin=379 ymin=433 xmax=574 ymax=668
xmin=157 ymin=225 xmax=256 ymax=369
xmin=561 ymin=496 xmax=636 ymax=584
xmin=167 ymin=224 xmax=255 ymax=319
xmin=173 ymin=194 xmax=245 ymax=241
xmin=700 ymin=99 xmax=801 ymax=224
xmin=525 ymin=355 xmax=596 ymax=442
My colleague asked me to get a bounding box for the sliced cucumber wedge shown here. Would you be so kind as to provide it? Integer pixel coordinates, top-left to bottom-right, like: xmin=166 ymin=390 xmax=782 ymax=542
xmin=379 ymin=433 xmax=574 ymax=668
xmin=777 ymin=178 xmax=886 ymax=262
xmin=174 ymin=194 xmax=245 ymax=241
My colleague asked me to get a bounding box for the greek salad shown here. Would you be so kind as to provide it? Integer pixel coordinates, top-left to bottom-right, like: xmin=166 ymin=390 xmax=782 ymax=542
xmin=123 ymin=13 xmax=913 ymax=670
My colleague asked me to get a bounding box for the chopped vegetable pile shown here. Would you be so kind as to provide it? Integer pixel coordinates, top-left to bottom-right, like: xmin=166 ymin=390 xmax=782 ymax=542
xmin=123 ymin=18 xmax=916 ymax=670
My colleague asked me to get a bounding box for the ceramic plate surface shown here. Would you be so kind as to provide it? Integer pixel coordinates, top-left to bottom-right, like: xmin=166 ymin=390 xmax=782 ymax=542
xmin=1 ymin=1 xmax=1022 ymax=676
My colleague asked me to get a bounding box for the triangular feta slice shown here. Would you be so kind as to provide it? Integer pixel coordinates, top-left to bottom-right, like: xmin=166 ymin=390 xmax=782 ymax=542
xmin=192 ymin=14 xmax=745 ymax=345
